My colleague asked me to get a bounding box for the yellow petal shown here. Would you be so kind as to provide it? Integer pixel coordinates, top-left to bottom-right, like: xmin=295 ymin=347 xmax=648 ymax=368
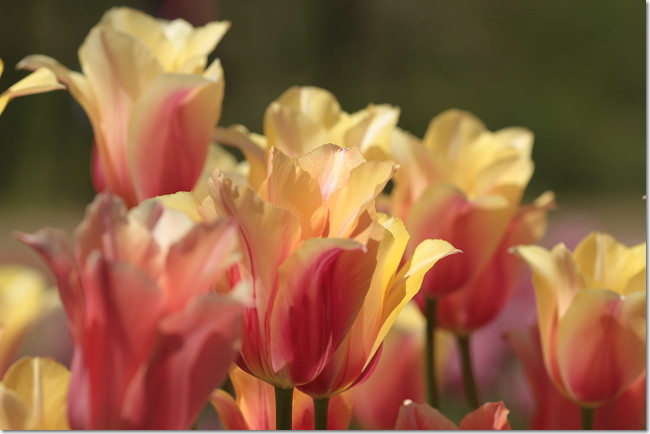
xmin=0 ymin=68 xmax=64 ymax=114
xmin=258 ymin=148 xmax=326 ymax=237
xmin=0 ymin=266 xmax=48 ymax=373
xmin=370 ymin=238 xmax=460 ymax=357
xmin=0 ymin=385 xmax=29 ymax=430
xmin=573 ymin=232 xmax=646 ymax=296
xmin=2 ymin=357 xmax=70 ymax=429
xmin=343 ymin=104 xmax=400 ymax=155
xmin=513 ymin=243 xmax=586 ymax=395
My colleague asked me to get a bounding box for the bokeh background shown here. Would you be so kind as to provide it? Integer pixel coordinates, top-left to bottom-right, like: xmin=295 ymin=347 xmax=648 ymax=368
xmin=0 ymin=0 xmax=645 ymax=246
xmin=0 ymin=0 xmax=645 ymax=429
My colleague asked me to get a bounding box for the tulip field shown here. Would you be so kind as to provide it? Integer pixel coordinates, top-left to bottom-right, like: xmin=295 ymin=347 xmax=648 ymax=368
xmin=0 ymin=3 xmax=645 ymax=431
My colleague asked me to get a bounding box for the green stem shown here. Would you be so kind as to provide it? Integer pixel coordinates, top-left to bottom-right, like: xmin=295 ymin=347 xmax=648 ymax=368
xmin=425 ymin=297 xmax=439 ymax=408
xmin=457 ymin=335 xmax=480 ymax=410
xmin=313 ymin=397 xmax=330 ymax=430
xmin=275 ymin=386 xmax=294 ymax=430
xmin=581 ymin=406 xmax=595 ymax=430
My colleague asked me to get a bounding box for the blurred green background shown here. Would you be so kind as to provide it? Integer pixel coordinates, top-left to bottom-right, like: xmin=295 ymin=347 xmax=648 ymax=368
xmin=0 ymin=0 xmax=645 ymax=247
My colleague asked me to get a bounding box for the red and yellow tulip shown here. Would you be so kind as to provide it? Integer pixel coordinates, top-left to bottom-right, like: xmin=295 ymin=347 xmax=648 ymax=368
xmin=19 ymin=7 xmax=228 ymax=207
xmin=199 ymin=144 xmax=458 ymax=390
xmin=514 ymin=232 xmax=646 ymax=407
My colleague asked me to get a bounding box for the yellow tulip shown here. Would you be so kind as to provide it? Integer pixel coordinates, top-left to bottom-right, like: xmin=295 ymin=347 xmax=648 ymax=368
xmin=0 ymin=357 xmax=70 ymax=430
xmin=515 ymin=232 xmax=646 ymax=407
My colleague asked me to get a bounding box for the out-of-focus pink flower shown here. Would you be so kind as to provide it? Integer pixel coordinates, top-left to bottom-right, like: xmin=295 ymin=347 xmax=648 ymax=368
xmin=19 ymin=7 xmax=228 ymax=207
xmin=199 ymin=144 xmax=458 ymax=390
xmin=507 ymin=324 xmax=646 ymax=430
xmin=514 ymin=232 xmax=646 ymax=408
xmin=210 ymin=365 xmax=352 ymax=430
xmin=395 ymin=400 xmax=511 ymax=430
xmin=18 ymin=193 xmax=243 ymax=429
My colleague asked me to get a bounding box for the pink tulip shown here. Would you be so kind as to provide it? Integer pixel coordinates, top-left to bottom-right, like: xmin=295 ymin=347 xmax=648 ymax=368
xmin=18 ymin=193 xmax=243 ymax=429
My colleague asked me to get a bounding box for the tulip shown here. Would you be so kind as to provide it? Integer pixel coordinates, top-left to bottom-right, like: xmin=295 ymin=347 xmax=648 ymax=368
xmin=18 ymin=193 xmax=243 ymax=429
xmin=507 ymin=324 xmax=646 ymax=430
xmin=395 ymin=400 xmax=511 ymax=430
xmin=210 ymin=366 xmax=353 ymax=430
xmin=19 ymin=7 xmax=228 ymax=207
xmin=0 ymin=265 xmax=57 ymax=375
xmin=514 ymin=232 xmax=646 ymax=414
xmin=0 ymin=58 xmax=63 ymax=114
xmin=0 ymin=357 xmax=70 ymax=430
xmin=197 ymin=143 xmax=457 ymax=428
xmin=386 ymin=109 xmax=551 ymax=407
xmin=435 ymin=191 xmax=555 ymax=335
xmin=213 ymin=86 xmax=400 ymax=189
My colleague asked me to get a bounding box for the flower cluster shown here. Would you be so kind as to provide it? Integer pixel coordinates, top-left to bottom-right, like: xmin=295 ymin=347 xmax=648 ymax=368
xmin=0 ymin=7 xmax=645 ymax=431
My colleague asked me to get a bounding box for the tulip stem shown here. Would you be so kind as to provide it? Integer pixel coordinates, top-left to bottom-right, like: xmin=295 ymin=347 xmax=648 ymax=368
xmin=275 ymin=386 xmax=294 ymax=430
xmin=581 ymin=407 xmax=595 ymax=430
xmin=425 ymin=297 xmax=439 ymax=408
xmin=313 ymin=397 xmax=330 ymax=430
xmin=457 ymin=335 xmax=480 ymax=410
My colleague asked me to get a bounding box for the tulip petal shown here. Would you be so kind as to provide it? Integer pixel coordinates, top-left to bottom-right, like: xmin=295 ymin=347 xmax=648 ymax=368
xmin=459 ymin=402 xmax=511 ymax=430
xmin=506 ymin=325 xmax=581 ymax=429
xmin=344 ymin=104 xmax=400 ymax=154
xmin=163 ymin=219 xmax=238 ymax=308
xmin=325 ymin=158 xmax=397 ymax=239
xmin=210 ymin=389 xmax=250 ymax=430
xmin=436 ymin=191 xmax=554 ymax=334
xmin=270 ymin=238 xmax=374 ymax=386
xmin=128 ymin=72 xmax=223 ymax=201
xmin=17 ymin=54 xmax=95 ymax=118
xmin=0 ymin=266 xmax=49 ymax=374
xmin=573 ymin=232 xmax=646 ymax=296
xmin=123 ymin=295 xmax=242 ymax=429
xmin=513 ymin=243 xmax=586 ymax=396
xmin=205 ymin=174 xmax=302 ymax=305
xmin=258 ymin=148 xmax=326 ymax=237
xmin=395 ymin=400 xmax=458 ymax=430
xmin=556 ymin=289 xmax=646 ymax=406
xmin=264 ymin=87 xmax=342 ymax=156
xmin=0 ymin=386 xmax=28 ymax=429
xmin=1 ymin=357 xmax=70 ymax=430
xmin=0 ymin=67 xmax=63 ymax=114
xmin=408 ymin=183 xmax=511 ymax=296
